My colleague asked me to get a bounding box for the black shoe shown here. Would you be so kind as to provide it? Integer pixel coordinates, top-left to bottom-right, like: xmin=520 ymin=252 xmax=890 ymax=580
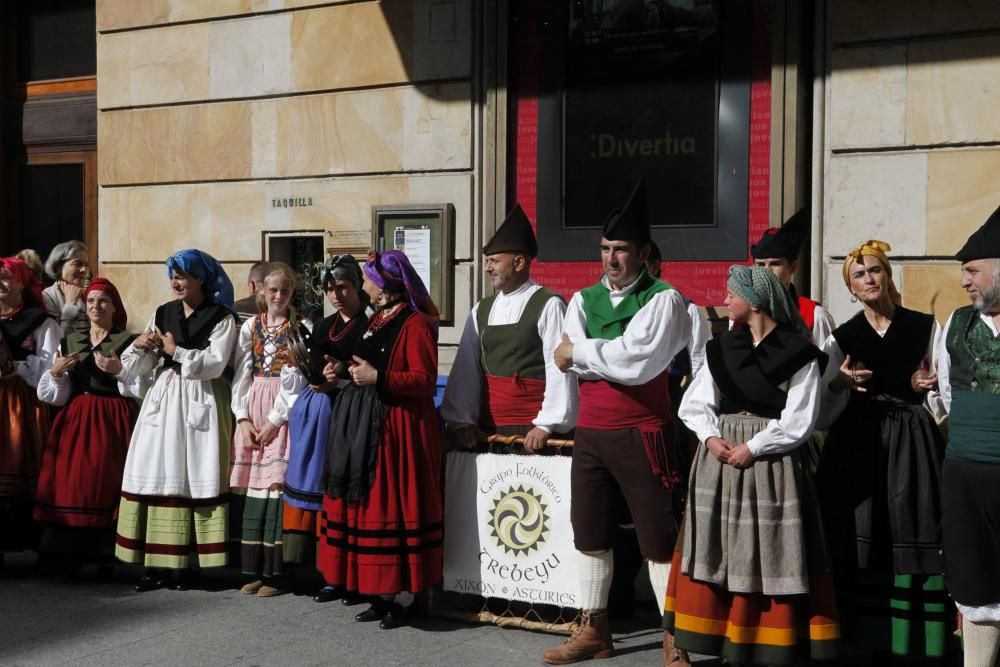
xmin=341 ymin=592 xmax=366 ymax=606
xmin=313 ymin=585 xmax=343 ymax=603
xmin=355 ymin=600 xmax=387 ymax=622
xmin=379 ymin=603 xmax=408 ymax=630
xmin=134 ymin=569 xmax=168 ymax=592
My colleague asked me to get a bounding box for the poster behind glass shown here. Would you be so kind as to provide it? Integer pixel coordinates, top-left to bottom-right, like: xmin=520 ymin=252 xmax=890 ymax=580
xmin=564 ymin=0 xmax=719 ymax=229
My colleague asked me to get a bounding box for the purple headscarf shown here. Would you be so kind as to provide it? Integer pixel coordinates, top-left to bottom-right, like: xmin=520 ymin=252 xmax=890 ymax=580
xmin=363 ymin=250 xmax=440 ymax=323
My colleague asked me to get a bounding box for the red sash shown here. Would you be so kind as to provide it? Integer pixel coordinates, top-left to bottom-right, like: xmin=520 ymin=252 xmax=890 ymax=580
xmin=576 ymin=371 xmax=670 ymax=431
xmin=480 ymin=374 xmax=546 ymax=428
xmin=577 ymin=371 xmax=679 ymax=489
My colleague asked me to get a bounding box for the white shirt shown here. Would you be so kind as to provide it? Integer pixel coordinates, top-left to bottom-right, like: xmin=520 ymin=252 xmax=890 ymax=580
xmin=811 ymin=304 xmax=836 ymax=348
xmin=230 ymin=316 xmax=304 ymax=426
xmin=563 ymin=274 xmax=692 ymax=385
xmin=440 ymin=280 xmax=577 ymax=433
xmin=8 ymin=317 xmax=61 ymax=389
xmin=686 ymin=302 xmax=710 ymax=380
xmin=37 ymin=334 xmax=151 ymax=406
xmin=679 ymin=331 xmax=822 ymax=457
xmin=935 ymin=309 xmax=1000 ymax=414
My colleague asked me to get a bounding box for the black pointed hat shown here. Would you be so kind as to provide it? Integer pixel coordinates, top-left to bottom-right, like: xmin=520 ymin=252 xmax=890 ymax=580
xmin=482 ymin=204 xmax=538 ymax=257
xmin=751 ymin=209 xmax=808 ymax=261
xmin=602 ymin=179 xmax=649 ymax=244
xmin=956 ymin=205 xmax=1000 ymax=262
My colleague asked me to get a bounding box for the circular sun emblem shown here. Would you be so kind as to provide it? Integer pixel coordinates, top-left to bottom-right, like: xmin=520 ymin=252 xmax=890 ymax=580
xmin=486 ymin=484 xmax=550 ymax=557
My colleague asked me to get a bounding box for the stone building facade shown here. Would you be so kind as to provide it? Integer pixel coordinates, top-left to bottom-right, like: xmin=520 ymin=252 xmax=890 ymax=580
xmin=1 ymin=1 xmax=998 ymax=370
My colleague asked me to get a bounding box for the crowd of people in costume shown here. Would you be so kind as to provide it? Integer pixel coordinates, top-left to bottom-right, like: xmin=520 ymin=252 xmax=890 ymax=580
xmin=2 ymin=189 xmax=1000 ymax=666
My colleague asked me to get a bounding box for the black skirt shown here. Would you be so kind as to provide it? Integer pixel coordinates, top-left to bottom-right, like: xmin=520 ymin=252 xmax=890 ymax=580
xmin=819 ymin=397 xmax=946 ymax=575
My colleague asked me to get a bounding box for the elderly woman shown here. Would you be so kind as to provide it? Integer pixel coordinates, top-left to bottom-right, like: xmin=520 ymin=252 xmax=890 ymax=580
xmin=316 ymin=250 xmax=442 ymax=629
xmin=0 ymin=258 xmax=60 ymax=563
xmin=35 ymin=278 xmax=147 ymax=572
xmin=818 ymin=240 xmax=952 ymax=661
xmin=114 ymin=250 xmax=238 ymax=592
xmin=42 ymin=241 xmax=91 ymax=335
xmin=663 ymin=265 xmax=839 ymax=666
xmin=279 ymin=256 xmax=368 ymax=599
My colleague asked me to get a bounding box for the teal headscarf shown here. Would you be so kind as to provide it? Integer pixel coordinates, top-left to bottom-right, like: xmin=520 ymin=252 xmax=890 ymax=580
xmin=727 ymin=265 xmax=809 ymax=338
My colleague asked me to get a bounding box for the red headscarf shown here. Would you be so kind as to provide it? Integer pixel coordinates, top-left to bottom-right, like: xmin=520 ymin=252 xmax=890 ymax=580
xmin=0 ymin=257 xmax=45 ymax=310
xmin=84 ymin=277 xmax=128 ymax=330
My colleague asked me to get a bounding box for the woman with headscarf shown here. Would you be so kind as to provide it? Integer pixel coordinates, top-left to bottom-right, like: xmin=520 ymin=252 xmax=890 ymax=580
xmin=662 ymin=265 xmax=840 ymax=666
xmin=316 ymin=250 xmax=442 ymax=629
xmin=280 ymin=255 xmax=369 ymax=598
xmin=0 ymin=257 xmax=60 ymax=564
xmin=42 ymin=241 xmax=91 ymax=336
xmin=114 ymin=249 xmax=239 ymax=592
xmin=818 ymin=240 xmax=952 ymax=662
xmin=34 ymin=278 xmax=148 ymax=573
xmin=229 ymin=262 xmax=303 ymax=598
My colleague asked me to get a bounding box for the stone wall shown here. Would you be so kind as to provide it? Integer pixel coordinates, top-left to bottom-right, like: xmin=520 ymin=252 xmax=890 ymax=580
xmin=95 ymin=0 xmax=476 ymax=369
xmin=823 ymin=0 xmax=1000 ymax=325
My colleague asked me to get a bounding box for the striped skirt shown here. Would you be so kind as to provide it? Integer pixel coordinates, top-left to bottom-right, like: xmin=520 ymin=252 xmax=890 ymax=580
xmin=230 ymin=487 xmax=284 ymax=577
xmin=663 ymin=412 xmax=841 ymax=664
xmin=115 ymin=492 xmax=228 ymax=569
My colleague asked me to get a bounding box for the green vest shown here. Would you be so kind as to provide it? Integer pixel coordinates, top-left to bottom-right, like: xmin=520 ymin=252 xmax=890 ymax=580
xmin=946 ymin=305 xmax=1000 ymax=395
xmin=476 ymin=287 xmax=560 ymax=379
xmin=945 ymin=305 xmax=1000 ymax=462
xmin=63 ymin=329 xmax=136 ymax=397
xmin=580 ymin=269 xmax=674 ymax=341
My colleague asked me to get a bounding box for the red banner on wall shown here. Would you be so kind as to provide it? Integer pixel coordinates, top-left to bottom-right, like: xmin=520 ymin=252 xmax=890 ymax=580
xmin=509 ymin=1 xmax=771 ymax=307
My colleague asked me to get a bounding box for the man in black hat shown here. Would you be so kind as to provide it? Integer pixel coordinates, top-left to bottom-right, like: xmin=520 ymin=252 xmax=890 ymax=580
xmin=545 ymin=181 xmax=692 ymax=665
xmin=750 ymin=211 xmax=835 ymax=344
xmin=934 ymin=204 xmax=1000 ymax=664
xmin=441 ymin=204 xmax=576 ymax=452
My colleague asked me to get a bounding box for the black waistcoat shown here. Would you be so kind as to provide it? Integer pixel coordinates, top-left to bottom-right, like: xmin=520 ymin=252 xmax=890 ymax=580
xmin=154 ymin=300 xmax=236 ymax=373
xmin=707 ymin=324 xmax=827 ymax=419
xmin=0 ymin=307 xmax=51 ymax=361
xmin=831 ymin=306 xmax=933 ymax=405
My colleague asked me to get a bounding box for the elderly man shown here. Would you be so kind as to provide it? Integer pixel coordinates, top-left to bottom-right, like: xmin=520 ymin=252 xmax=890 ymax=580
xmin=441 ymin=204 xmax=576 ymax=450
xmin=750 ymin=210 xmax=835 ymax=344
xmin=543 ymin=181 xmax=691 ymax=665
xmin=936 ymin=205 xmax=1000 ymax=667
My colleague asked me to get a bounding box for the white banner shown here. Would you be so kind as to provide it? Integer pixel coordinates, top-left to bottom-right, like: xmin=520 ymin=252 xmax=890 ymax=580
xmin=443 ymin=452 xmax=580 ymax=608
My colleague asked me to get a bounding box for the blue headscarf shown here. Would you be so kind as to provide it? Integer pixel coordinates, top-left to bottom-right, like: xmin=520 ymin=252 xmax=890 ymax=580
xmin=165 ymin=249 xmax=234 ymax=311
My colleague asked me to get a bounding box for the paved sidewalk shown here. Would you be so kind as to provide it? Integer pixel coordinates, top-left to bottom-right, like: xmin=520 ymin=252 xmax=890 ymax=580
xmin=0 ymin=553 xmax=716 ymax=666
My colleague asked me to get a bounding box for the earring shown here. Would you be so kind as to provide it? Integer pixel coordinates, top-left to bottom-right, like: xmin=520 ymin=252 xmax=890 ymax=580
xmin=850 ymin=294 xmax=858 ymax=303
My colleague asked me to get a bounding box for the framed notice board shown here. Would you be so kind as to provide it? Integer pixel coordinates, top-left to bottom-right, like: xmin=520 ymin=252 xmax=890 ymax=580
xmin=372 ymin=204 xmax=454 ymax=324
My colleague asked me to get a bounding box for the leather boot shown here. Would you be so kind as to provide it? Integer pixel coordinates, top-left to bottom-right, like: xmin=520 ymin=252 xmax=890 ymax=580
xmin=542 ymin=609 xmax=614 ymax=665
xmin=663 ymin=631 xmax=691 ymax=667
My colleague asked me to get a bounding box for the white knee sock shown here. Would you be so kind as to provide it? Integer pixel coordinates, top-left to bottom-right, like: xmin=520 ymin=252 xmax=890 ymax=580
xmin=963 ymin=617 xmax=1000 ymax=667
xmin=577 ymin=550 xmax=614 ymax=611
xmin=648 ymin=561 xmax=671 ymax=611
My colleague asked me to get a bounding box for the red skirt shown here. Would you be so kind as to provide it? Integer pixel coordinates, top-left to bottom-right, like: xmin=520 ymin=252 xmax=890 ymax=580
xmin=34 ymin=393 xmax=136 ymax=528
xmin=317 ymin=401 xmax=443 ymax=595
xmin=0 ymin=374 xmax=48 ymax=550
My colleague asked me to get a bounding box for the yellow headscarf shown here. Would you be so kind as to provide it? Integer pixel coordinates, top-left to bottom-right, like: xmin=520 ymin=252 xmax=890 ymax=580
xmin=842 ymin=239 xmax=902 ymax=305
